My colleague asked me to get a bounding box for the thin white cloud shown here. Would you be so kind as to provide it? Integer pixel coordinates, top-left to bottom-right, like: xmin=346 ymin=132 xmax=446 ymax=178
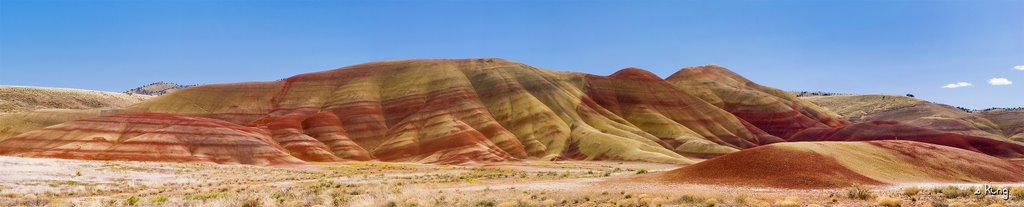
xmin=1015 ymin=65 xmax=1024 ymax=71
xmin=942 ymin=82 xmax=973 ymax=88
xmin=989 ymin=78 xmax=1013 ymax=86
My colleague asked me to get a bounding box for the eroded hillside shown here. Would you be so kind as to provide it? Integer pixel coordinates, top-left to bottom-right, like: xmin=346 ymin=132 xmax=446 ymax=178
xmin=2 ymin=59 xmax=1021 ymax=165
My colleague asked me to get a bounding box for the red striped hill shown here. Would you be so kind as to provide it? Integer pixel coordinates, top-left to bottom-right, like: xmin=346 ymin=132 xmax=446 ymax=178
xmin=0 ymin=113 xmax=303 ymax=165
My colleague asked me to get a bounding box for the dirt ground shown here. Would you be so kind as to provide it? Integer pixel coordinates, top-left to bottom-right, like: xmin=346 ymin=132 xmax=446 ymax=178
xmin=0 ymin=156 xmax=1021 ymax=207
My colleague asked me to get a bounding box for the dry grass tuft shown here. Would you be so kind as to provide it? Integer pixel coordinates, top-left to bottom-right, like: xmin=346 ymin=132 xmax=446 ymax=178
xmin=846 ymin=185 xmax=874 ymax=200
xmin=875 ymin=196 xmax=902 ymax=207
xmin=703 ymin=198 xmax=718 ymax=207
xmin=902 ymin=187 xmax=921 ymax=197
xmin=1011 ymin=187 xmax=1024 ymax=200
xmin=773 ymin=196 xmax=799 ymax=207
xmin=937 ymin=186 xmax=974 ymax=199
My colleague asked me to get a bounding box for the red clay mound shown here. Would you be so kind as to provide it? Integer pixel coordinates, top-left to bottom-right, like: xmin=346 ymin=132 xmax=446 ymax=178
xmin=642 ymin=140 xmax=1024 ymax=189
xmin=653 ymin=144 xmax=884 ymax=189
xmin=0 ymin=113 xmax=303 ymax=165
xmin=791 ymin=121 xmax=1024 ymax=158
xmin=869 ymin=140 xmax=1024 ymax=183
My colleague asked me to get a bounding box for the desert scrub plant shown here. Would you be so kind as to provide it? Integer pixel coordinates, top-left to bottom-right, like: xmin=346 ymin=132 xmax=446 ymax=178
xmin=673 ymin=194 xmax=705 ymax=204
xmin=1012 ymin=187 xmax=1024 ymax=200
xmin=474 ymin=200 xmax=496 ymax=207
xmin=947 ymin=201 xmax=974 ymax=207
xmin=733 ymin=194 xmax=748 ymax=205
xmin=271 ymin=189 xmax=297 ymax=204
xmin=184 ymin=191 xmax=236 ymax=200
xmin=940 ymin=186 xmax=973 ymax=199
xmin=494 ymin=200 xmax=521 ymax=207
xmin=635 ymin=169 xmax=649 ymax=174
xmin=125 ymin=195 xmax=140 ymax=206
xmin=902 ymin=187 xmax=921 ymax=197
xmin=875 ymin=196 xmax=902 ymax=207
xmin=703 ymin=198 xmax=718 ymax=207
xmin=845 ymin=185 xmax=874 ymax=200
xmin=149 ymin=196 xmax=168 ymax=205
xmin=773 ymin=196 xmax=799 ymax=207
xmin=240 ymin=197 xmax=263 ymax=207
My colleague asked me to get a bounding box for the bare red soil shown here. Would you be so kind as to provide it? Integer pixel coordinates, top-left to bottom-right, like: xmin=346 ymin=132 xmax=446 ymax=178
xmin=632 ymin=140 xmax=1024 ymax=189
xmin=869 ymin=140 xmax=1024 ymax=182
xmin=647 ymin=145 xmax=884 ymax=189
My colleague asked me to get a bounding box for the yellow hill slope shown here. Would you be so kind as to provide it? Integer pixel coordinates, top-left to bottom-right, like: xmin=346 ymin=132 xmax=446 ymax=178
xmin=0 ymin=86 xmax=151 ymax=114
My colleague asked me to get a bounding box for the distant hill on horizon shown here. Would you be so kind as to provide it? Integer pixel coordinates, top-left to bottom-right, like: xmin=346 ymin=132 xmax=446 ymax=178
xmin=802 ymin=94 xmax=1024 ymax=143
xmin=789 ymin=91 xmax=853 ymax=97
xmin=0 ymin=86 xmax=151 ymax=114
xmin=791 ymin=91 xmax=1022 ymax=112
xmin=124 ymin=82 xmax=196 ymax=95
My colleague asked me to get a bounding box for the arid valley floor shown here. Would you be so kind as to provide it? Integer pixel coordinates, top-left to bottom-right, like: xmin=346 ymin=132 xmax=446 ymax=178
xmin=1 ymin=156 xmax=1021 ymax=207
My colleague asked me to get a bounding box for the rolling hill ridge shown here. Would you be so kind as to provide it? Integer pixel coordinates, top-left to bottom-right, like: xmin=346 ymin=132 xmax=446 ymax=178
xmin=1 ymin=58 xmax=1022 ymax=165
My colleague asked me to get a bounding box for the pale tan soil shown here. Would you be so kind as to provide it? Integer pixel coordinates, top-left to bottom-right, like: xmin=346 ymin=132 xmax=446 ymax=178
xmin=0 ymin=156 xmax=1021 ymax=207
xmin=0 ymin=86 xmax=151 ymax=141
xmin=0 ymin=109 xmax=103 ymax=141
xmin=0 ymin=86 xmax=151 ymax=114
xmin=800 ymin=95 xmax=923 ymax=120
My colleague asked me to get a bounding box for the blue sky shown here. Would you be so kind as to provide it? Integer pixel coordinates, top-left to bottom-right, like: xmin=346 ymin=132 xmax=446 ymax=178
xmin=1 ymin=0 xmax=1021 ymax=109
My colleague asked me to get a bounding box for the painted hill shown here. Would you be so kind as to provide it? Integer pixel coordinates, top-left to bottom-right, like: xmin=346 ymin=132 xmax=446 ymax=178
xmin=802 ymin=95 xmax=1023 ymax=144
xmin=2 ymin=59 xmax=1020 ymax=165
xmin=665 ymin=65 xmax=848 ymax=139
xmin=0 ymin=86 xmax=148 ymax=142
xmin=122 ymin=59 xmax=801 ymax=164
xmin=789 ymin=91 xmax=851 ymax=97
xmin=125 ymin=82 xmax=193 ymax=95
xmin=642 ymin=140 xmax=1024 ymax=189
xmin=0 ymin=86 xmax=151 ymax=114
xmin=0 ymin=109 xmax=103 ymax=142
xmin=0 ymin=113 xmax=303 ymax=165
xmin=103 ymin=59 xmax=856 ymax=164
xmin=979 ymin=110 xmax=1024 ymax=142
xmin=791 ymin=121 xmax=1024 ymax=157
xmin=801 ymin=95 xmax=924 ymax=121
